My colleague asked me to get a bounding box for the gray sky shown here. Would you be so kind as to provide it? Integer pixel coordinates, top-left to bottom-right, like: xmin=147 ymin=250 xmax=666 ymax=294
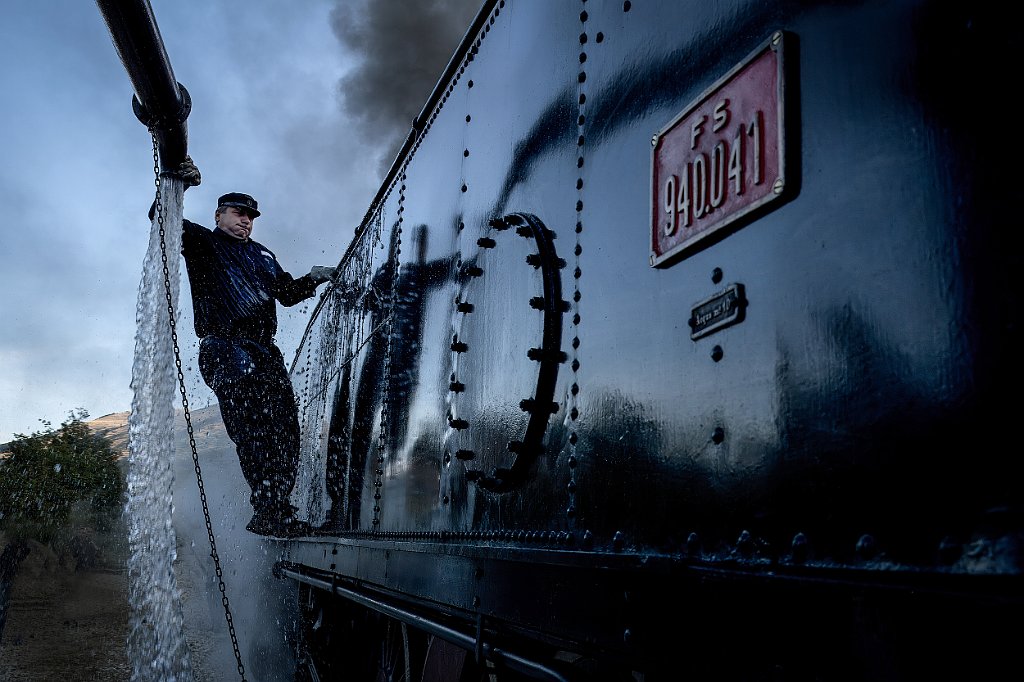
xmin=0 ymin=0 xmax=480 ymax=443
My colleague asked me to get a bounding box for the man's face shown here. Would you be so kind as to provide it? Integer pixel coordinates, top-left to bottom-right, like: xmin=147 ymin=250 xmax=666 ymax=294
xmin=215 ymin=206 xmax=255 ymax=240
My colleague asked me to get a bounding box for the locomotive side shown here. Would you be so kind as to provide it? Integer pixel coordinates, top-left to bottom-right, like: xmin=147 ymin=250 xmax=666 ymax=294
xmin=282 ymin=1 xmax=1023 ymax=679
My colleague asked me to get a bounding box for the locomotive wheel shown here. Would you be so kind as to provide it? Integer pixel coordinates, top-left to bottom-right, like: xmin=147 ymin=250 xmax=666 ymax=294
xmin=375 ymin=618 xmax=429 ymax=682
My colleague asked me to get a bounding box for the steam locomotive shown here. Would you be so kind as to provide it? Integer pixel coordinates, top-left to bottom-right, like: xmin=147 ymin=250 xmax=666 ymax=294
xmin=100 ymin=0 xmax=1023 ymax=679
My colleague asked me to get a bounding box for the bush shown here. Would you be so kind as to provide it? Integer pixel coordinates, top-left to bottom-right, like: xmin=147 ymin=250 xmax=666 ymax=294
xmin=0 ymin=409 xmax=124 ymax=544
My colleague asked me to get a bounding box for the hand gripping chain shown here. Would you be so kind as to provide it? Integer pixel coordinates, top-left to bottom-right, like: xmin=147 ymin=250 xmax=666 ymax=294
xmin=150 ymin=134 xmax=248 ymax=680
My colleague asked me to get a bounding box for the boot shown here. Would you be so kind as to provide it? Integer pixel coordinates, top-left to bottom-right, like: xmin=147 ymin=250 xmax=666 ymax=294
xmin=246 ymin=503 xmax=311 ymax=538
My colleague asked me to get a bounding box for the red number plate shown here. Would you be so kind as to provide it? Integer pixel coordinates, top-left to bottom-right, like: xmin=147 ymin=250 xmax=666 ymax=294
xmin=651 ymin=31 xmax=788 ymax=268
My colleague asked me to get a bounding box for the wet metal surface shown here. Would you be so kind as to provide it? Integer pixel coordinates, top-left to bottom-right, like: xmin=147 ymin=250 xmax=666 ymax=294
xmin=290 ymin=0 xmax=1023 ymax=580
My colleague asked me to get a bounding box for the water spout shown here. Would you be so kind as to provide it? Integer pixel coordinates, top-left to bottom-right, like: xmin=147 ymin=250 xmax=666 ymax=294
xmin=125 ymin=175 xmax=192 ymax=681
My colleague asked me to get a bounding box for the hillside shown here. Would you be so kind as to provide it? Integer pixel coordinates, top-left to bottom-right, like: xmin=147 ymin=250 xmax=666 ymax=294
xmin=0 ymin=403 xmax=283 ymax=682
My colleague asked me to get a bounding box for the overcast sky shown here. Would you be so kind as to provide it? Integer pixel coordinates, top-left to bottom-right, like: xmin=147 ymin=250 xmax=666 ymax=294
xmin=0 ymin=0 xmax=481 ymax=443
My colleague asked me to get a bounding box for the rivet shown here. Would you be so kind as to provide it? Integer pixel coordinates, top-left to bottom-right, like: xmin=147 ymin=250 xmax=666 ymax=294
xmin=711 ymin=267 xmax=723 ymax=283
xmin=461 ymin=184 xmax=468 ymax=193
xmin=578 ymin=135 xmax=585 ymax=146
xmin=579 ymin=53 xmax=587 ymax=64
xmin=578 ymin=72 xmax=587 ymax=84
xmin=712 ymin=427 xmax=725 ymax=444
xmin=623 ymin=1 xmax=631 ymax=11
xmin=575 ymin=200 xmax=583 ymax=212
xmin=465 ymin=114 xmax=471 ymax=123
xmin=463 ymin=149 xmax=469 ymax=157
xmin=856 ymin=534 xmax=878 ymax=560
xmin=582 ymin=530 xmax=593 ymax=548
xmin=571 ymin=383 xmax=579 ymax=395
xmin=577 ymin=157 xmax=584 ymax=168
xmin=736 ymin=530 xmax=753 ymax=556
xmin=579 ymin=32 xmax=587 ymax=44
xmin=686 ymin=532 xmax=701 ymax=557
xmin=612 ymin=531 xmax=625 ymax=552
xmin=711 ymin=345 xmax=724 ymax=362
xmin=579 ymin=93 xmax=586 ymax=105
xmin=580 ymin=10 xmax=588 ymax=22
xmin=791 ymin=532 xmax=808 ymax=563
xmin=569 ymin=433 xmax=578 ymax=446
xmin=596 ymin=32 xmax=604 ymax=43
xmin=443 ymin=452 xmax=451 ymax=465
xmin=623 ymin=629 xmax=633 ymax=645
xmin=472 ymin=596 xmax=480 ymax=607
xmin=468 ymin=79 xmax=474 ymax=88
xmin=773 ymin=178 xmax=784 ymax=194
xmin=567 ymin=480 xmax=577 ymax=493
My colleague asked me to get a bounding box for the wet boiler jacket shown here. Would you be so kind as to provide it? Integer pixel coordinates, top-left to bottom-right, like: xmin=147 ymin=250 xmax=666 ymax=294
xmin=181 ymin=219 xmax=317 ymax=342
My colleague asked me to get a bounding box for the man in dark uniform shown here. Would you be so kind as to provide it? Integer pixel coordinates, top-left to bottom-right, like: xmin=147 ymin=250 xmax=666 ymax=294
xmin=160 ymin=158 xmax=335 ymax=537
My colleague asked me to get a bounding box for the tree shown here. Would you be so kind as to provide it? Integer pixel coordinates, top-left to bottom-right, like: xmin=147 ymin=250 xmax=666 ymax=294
xmin=0 ymin=409 xmax=124 ymax=639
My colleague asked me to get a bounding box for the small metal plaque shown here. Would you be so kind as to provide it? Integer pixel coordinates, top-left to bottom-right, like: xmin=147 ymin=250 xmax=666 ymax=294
xmin=651 ymin=31 xmax=788 ymax=268
xmin=689 ymin=284 xmax=746 ymax=340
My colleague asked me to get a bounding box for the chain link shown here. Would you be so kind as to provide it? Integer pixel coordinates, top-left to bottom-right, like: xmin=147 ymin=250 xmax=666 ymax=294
xmin=150 ymin=136 xmax=248 ymax=680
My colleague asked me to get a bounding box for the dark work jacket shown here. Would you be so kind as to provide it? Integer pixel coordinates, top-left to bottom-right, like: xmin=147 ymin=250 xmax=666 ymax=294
xmin=180 ymin=220 xmax=317 ymax=342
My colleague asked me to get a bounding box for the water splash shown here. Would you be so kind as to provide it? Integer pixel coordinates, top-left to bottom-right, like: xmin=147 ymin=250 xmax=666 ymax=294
xmin=292 ymin=208 xmax=386 ymax=527
xmin=125 ymin=175 xmax=193 ymax=681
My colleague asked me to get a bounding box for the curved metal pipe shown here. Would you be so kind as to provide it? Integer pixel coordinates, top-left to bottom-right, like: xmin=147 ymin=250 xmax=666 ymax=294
xmin=95 ymin=0 xmax=190 ymax=169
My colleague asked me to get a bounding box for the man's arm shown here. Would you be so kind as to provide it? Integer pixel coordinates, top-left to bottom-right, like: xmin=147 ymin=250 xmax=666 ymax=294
xmin=274 ymin=264 xmax=338 ymax=307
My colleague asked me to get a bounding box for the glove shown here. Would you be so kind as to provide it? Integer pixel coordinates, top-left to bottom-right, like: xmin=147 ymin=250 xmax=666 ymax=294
xmin=308 ymin=265 xmax=338 ymax=285
xmin=161 ymin=155 xmax=202 ymax=188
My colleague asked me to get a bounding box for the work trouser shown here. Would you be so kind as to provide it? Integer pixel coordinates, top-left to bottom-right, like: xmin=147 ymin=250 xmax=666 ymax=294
xmin=198 ymin=335 xmax=300 ymax=518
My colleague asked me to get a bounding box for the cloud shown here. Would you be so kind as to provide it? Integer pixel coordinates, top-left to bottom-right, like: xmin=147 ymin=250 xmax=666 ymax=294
xmin=330 ymin=0 xmax=482 ymax=174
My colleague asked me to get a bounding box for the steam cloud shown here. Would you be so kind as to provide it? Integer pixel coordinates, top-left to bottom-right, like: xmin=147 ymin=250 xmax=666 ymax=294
xmin=330 ymin=0 xmax=482 ymax=175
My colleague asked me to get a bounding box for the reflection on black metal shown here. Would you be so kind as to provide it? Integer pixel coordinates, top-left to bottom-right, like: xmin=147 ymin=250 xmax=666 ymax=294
xmin=325 ymin=224 xmax=459 ymax=529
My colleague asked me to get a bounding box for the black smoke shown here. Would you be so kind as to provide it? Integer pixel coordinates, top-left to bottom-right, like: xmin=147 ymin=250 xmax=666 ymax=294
xmin=330 ymin=0 xmax=482 ymax=176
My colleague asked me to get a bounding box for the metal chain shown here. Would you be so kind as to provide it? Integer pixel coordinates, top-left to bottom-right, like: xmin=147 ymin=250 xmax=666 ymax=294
xmin=150 ymin=135 xmax=248 ymax=680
